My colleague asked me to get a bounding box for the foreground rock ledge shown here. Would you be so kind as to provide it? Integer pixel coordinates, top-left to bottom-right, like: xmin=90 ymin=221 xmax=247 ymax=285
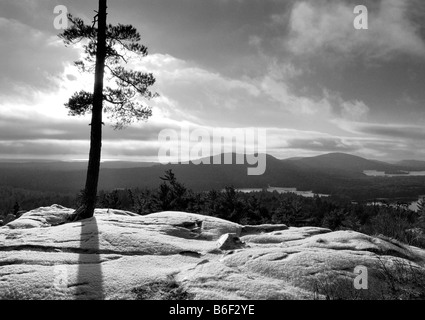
xmin=1 ymin=205 xmax=424 ymax=300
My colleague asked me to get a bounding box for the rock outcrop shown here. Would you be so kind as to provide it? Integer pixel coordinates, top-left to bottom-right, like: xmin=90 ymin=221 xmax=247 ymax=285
xmin=216 ymin=233 xmax=245 ymax=250
xmin=1 ymin=205 xmax=424 ymax=300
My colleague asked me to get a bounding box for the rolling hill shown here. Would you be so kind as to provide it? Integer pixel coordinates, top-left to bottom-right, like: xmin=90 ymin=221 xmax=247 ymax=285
xmin=1 ymin=153 xmax=425 ymax=201
xmin=395 ymin=160 xmax=425 ymax=170
xmin=285 ymin=152 xmax=400 ymax=173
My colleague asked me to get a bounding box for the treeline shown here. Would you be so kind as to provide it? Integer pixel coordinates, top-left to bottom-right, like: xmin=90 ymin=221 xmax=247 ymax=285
xmin=326 ymin=175 xmax=425 ymax=201
xmin=97 ymin=170 xmax=425 ymax=248
xmin=0 ymin=186 xmax=76 ymax=218
xmin=2 ymin=170 xmax=425 ymax=249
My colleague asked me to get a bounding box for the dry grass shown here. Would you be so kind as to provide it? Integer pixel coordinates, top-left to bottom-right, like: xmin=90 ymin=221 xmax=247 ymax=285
xmin=131 ymin=275 xmax=195 ymax=300
xmin=309 ymin=257 xmax=425 ymax=300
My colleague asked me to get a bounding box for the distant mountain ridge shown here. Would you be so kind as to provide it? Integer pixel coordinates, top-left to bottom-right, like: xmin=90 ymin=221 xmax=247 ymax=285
xmin=1 ymin=152 xmax=425 ymax=200
xmin=0 ymin=152 xmax=421 ymax=172
xmin=395 ymin=160 xmax=425 ymax=170
xmin=285 ymin=152 xmax=401 ymax=173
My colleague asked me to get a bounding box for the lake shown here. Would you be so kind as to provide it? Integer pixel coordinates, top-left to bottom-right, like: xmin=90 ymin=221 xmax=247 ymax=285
xmin=363 ymin=170 xmax=425 ymax=177
xmin=367 ymin=200 xmax=420 ymax=212
xmin=236 ymin=187 xmax=329 ymax=198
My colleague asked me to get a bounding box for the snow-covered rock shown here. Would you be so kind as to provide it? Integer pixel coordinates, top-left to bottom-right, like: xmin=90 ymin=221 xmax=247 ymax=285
xmin=1 ymin=205 xmax=424 ymax=300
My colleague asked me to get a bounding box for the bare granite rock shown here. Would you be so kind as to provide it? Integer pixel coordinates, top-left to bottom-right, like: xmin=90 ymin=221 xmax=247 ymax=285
xmin=1 ymin=205 xmax=424 ymax=300
xmin=216 ymin=233 xmax=245 ymax=250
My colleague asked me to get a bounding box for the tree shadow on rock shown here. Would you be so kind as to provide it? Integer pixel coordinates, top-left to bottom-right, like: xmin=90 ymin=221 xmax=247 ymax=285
xmin=75 ymin=216 xmax=105 ymax=300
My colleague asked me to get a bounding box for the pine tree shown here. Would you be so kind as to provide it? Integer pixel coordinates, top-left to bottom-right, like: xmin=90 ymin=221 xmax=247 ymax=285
xmin=59 ymin=0 xmax=157 ymax=221
xmin=13 ymin=202 xmax=20 ymax=216
xmin=418 ymin=198 xmax=425 ymax=227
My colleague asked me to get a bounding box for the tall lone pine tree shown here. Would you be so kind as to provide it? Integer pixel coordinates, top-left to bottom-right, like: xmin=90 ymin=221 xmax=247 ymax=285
xmin=60 ymin=0 xmax=157 ymax=221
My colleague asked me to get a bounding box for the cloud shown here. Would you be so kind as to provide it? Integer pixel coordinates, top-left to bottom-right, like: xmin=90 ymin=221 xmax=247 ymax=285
xmin=329 ymin=120 xmax=425 ymax=160
xmin=0 ymin=139 xmax=160 ymax=160
xmin=134 ymin=53 xmax=361 ymax=132
xmin=0 ymin=0 xmax=423 ymax=162
xmin=355 ymin=123 xmax=425 ymax=141
xmin=285 ymin=0 xmax=425 ymax=60
xmin=340 ymin=100 xmax=370 ymax=121
xmin=285 ymin=137 xmax=360 ymax=152
xmin=66 ymin=74 xmax=78 ymax=81
xmin=0 ymin=110 xmax=185 ymax=143
xmin=133 ymin=54 xmax=281 ymax=126
xmin=0 ymin=17 xmax=78 ymax=100
xmin=0 ymin=49 xmax=366 ymax=147
xmin=0 ymin=106 xmax=185 ymax=161
xmin=259 ymin=75 xmax=332 ymax=116
xmin=0 ymin=140 xmax=88 ymax=159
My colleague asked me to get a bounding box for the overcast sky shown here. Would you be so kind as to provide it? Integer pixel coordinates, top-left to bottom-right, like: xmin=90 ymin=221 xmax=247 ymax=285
xmin=1 ymin=0 xmax=425 ymax=162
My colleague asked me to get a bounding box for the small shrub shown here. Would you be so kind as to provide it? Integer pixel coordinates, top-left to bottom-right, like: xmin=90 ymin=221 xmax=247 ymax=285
xmin=375 ymin=257 xmax=425 ymax=300
xmin=309 ymin=273 xmax=374 ymax=300
xmin=309 ymin=258 xmax=425 ymax=300
xmin=131 ymin=276 xmax=195 ymax=300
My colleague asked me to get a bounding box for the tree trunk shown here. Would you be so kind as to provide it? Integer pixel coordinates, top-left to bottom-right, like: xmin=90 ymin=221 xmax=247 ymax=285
xmin=72 ymin=0 xmax=108 ymax=221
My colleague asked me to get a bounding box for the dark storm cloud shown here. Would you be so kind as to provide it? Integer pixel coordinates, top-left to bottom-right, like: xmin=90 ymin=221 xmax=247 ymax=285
xmin=110 ymin=0 xmax=296 ymax=78
xmin=357 ymin=124 xmax=425 ymax=141
xmin=262 ymin=0 xmax=425 ymax=126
